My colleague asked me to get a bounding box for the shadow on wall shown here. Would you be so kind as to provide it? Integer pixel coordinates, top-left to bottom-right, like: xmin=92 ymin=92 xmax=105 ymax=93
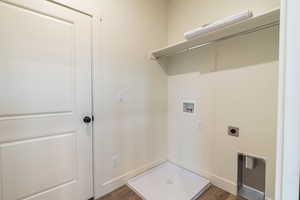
xmin=159 ymin=26 xmax=279 ymax=76
xmin=156 ymin=56 xmax=169 ymax=74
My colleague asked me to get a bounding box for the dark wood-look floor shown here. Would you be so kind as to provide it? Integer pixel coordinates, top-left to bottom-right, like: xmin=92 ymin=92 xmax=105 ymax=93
xmin=97 ymin=185 xmax=246 ymax=200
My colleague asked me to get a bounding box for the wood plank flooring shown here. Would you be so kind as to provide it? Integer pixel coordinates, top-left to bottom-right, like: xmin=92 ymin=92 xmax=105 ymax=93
xmin=97 ymin=185 xmax=246 ymax=200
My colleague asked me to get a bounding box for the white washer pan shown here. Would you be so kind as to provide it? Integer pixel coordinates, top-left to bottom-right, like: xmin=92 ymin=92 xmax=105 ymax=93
xmin=128 ymin=162 xmax=210 ymax=200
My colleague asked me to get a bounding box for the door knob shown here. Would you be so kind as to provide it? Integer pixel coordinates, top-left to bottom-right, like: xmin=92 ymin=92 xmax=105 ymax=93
xmin=83 ymin=116 xmax=92 ymax=124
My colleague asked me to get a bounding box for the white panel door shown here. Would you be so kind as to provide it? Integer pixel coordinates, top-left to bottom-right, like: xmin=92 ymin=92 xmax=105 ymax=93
xmin=0 ymin=0 xmax=93 ymax=200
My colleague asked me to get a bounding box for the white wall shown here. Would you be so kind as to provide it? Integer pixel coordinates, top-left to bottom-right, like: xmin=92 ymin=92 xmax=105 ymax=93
xmin=168 ymin=63 xmax=278 ymax=197
xmin=167 ymin=1 xmax=279 ymax=199
xmin=93 ymin=0 xmax=168 ymax=197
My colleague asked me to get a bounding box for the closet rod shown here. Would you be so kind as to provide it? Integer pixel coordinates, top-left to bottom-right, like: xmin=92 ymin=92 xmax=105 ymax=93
xmin=156 ymin=21 xmax=280 ymax=59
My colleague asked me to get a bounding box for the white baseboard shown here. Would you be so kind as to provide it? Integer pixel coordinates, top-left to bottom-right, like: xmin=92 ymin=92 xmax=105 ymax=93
xmin=210 ymin=174 xmax=237 ymax=195
xmin=95 ymin=159 xmax=166 ymax=199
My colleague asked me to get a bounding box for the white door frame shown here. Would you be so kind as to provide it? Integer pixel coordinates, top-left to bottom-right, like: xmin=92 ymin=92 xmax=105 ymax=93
xmin=276 ymin=0 xmax=300 ymax=199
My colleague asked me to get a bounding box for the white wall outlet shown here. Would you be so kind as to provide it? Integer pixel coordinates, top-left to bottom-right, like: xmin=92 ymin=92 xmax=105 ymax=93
xmin=118 ymin=88 xmax=130 ymax=102
xmin=197 ymin=120 xmax=202 ymax=129
xmin=118 ymin=94 xmax=124 ymax=102
xmin=112 ymin=155 xmax=119 ymax=168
